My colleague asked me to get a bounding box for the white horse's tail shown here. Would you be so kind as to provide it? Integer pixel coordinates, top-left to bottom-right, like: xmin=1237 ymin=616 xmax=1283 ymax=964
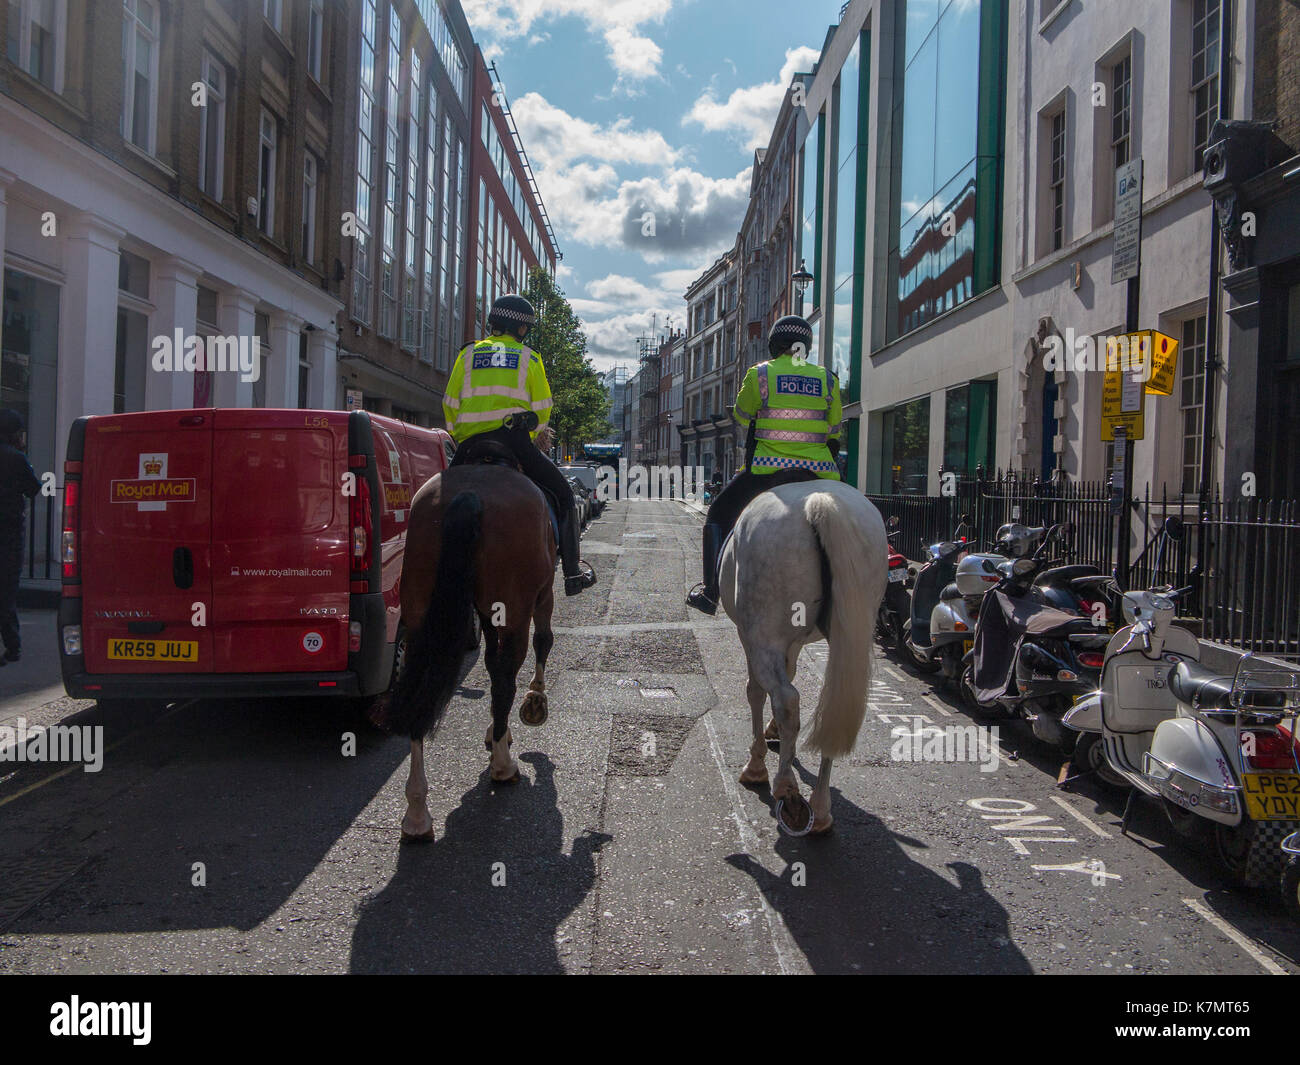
xmin=803 ymin=490 xmax=876 ymax=759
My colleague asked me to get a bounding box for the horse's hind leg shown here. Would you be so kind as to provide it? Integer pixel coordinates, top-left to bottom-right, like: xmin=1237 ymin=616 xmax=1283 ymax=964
xmin=520 ymin=586 xmax=554 ymax=727
xmin=485 ymin=625 xmax=527 ymax=783
xmin=401 ymin=738 xmax=435 ymax=842
xmin=810 ymin=755 xmax=834 ymax=834
xmin=752 ymin=648 xmax=809 ymax=833
xmin=740 ymin=661 xmax=769 ymax=785
xmin=764 ymin=646 xmax=800 ymax=743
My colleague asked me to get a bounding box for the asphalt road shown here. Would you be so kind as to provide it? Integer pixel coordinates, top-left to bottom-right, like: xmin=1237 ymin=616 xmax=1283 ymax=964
xmin=0 ymin=498 xmax=1297 ymax=974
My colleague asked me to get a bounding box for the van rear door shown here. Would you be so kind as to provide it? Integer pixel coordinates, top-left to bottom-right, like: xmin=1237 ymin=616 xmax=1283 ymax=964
xmin=81 ymin=412 xmax=214 ymax=674
xmin=210 ymin=410 xmax=349 ymax=673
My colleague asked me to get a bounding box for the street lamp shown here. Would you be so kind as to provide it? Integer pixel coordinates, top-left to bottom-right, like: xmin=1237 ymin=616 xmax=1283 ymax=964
xmin=791 ymin=259 xmax=814 ymax=314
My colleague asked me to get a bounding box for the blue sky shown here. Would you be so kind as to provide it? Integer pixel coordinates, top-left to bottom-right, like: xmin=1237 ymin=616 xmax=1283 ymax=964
xmin=461 ymin=0 xmax=842 ymax=373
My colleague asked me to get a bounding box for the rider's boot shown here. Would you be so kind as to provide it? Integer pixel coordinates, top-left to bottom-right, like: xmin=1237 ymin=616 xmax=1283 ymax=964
xmin=561 ymin=504 xmax=596 ymax=596
xmin=686 ymin=523 xmax=724 ymax=615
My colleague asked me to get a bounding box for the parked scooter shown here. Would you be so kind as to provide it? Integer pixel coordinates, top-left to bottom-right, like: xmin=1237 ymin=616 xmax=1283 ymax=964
xmin=962 ymin=524 xmax=1110 ymax=754
xmin=900 ymin=516 xmax=976 ymax=677
xmin=1063 ymin=518 xmax=1300 ymax=897
xmin=875 ymin=516 xmax=913 ymax=650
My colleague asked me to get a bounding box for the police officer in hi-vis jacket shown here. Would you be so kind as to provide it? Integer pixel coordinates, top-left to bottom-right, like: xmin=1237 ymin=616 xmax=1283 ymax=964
xmin=442 ymin=294 xmax=597 ymax=596
xmin=686 ymin=315 xmax=841 ymax=615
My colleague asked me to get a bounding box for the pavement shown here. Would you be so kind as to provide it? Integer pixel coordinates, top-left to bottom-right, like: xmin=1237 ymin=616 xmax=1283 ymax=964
xmin=0 ymin=499 xmax=1296 ymax=974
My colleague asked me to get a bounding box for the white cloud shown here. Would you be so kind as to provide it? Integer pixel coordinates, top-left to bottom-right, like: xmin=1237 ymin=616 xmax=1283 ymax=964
xmin=682 ymin=46 xmax=821 ymax=152
xmin=512 ymin=93 xmax=682 ymax=170
xmin=462 ymin=0 xmax=674 ymax=80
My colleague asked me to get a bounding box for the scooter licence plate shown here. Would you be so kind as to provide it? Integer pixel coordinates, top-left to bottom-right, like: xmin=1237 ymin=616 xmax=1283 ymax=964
xmin=962 ymin=640 xmax=973 ymax=654
xmin=889 ymin=568 xmax=907 ymax=583
xmin=1241 ymin=772 xmax=1300 ymax=820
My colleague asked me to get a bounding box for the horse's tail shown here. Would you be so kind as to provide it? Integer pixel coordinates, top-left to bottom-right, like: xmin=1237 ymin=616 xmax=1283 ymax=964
xmin=803 ymin=490 xmax=878 ymax=759
xmin=383 ymin=490 xmax=483 ymax=739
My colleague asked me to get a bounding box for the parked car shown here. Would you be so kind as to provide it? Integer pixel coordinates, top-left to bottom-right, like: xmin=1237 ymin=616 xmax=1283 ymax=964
xmin=559 ymin=464 xmax=604 ymax=517
xmin=58 ymin=408 xmax=453 ymax=707
xmin=567 ymin=475 xmax=593 ymax=526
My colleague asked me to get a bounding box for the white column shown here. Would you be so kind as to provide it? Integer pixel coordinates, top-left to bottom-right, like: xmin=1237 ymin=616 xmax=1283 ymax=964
xmin=306 ymin=323 xmax=339 ymax=409
xmin=266 ymin=309 xmax=305 ymax=408
xmin=213 ymin=289 xmax=257 ymax=407
xmin=59 ymin=212 xmax=125 ymax=472
xmin=145 ymin=256 xmax=203 ymax=411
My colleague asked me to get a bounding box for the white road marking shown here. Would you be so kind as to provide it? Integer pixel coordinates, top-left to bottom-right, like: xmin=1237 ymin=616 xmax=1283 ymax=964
xmin=920 ymin=693 xmax=954 ymax=718
xmin=702 ymin=712 xmax=802 ymax=976
xmin=553 ymin=620 xmax=734 ymax=636
xmin=1031 ymin=859 xmax=1121 ymax=882
xmin=1048 ymin=794 xmax=1113 ymax=838
xmin=881 ymin=665 xmax=908 ymax=684
xmin=1182 ymin=897 xmax=1288 ymax=975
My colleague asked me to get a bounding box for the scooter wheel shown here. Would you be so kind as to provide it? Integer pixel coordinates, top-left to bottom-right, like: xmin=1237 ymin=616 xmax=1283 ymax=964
xmin=1282 ymin=857 xmax=1300 ymax=923
xmin=1071 ymin=733 xmax=1127 ymax=791
xmin=1214 ymin=820 xmax=1254 ymax=884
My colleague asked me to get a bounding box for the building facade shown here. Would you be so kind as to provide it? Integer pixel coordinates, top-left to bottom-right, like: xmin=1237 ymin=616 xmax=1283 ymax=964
xmin=1 ymin=0 xmax=348 ymax=574
xmin=464 ymin=46 xmax=557 ymax=344
xmin=678 ymin=249 xmax=738 ymax=480
xmin=337 ymin=0 xmax=474 ymax=423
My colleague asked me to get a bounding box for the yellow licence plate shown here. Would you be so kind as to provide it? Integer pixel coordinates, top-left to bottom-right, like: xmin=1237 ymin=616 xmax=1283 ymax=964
xmin=963 ymin=640 xmax=974 ymax=654
xmin=1242 ymin=772 xmax=1300 ymax=821
xmin=107 ymin=638 xmax=198 ymax=663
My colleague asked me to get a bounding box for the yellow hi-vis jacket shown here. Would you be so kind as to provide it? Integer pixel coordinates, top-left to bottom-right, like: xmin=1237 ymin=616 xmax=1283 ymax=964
xmin=734 ymin=354 xmax=842 ymax=478
xmin=442 ymin=334 xmax=554 ymax=444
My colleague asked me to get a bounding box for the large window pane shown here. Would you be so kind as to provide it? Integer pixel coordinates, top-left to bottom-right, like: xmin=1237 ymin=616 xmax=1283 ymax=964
xmin=934 ymin=0 xmax=980 ymax=189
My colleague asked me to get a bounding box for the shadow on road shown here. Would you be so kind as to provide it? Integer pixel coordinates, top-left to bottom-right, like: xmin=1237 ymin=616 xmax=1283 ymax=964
xmin=349 ymin=752 xmax=610 ymax=973
xmin=727 ymin=771 xmax=1034 ymax=974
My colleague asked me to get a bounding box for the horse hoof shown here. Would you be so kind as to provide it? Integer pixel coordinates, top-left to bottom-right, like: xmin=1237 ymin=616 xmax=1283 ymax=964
xmin=519 ymin=693 xmax=548 ymax=727
xmin=491 ymin=767 xmax=521 ymax=785
xmin=739 ymin=765 xmax=769 ymax=786
xmin=775 ymin=796 xmax=813 ymax=837
xmin=400 ymin=828 xmax=436 ymax=844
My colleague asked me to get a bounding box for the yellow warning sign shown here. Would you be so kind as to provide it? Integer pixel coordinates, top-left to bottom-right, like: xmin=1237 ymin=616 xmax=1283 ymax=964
xmin=1101 ymin=367 xmax=1145 ymax=442
xmin=1144 ymin=330 xmax=1179 ymax=396
xmin=1103 ymin=330 xmax=1179 ymax=397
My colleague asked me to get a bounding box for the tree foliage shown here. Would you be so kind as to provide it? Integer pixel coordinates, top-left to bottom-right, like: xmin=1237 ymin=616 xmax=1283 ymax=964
xmin=522 ymin=266 xmax=612 ymax=457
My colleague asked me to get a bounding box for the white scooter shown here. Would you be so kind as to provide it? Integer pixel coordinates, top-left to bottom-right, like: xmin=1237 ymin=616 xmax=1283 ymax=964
xmin=1064 ymin=523 xmax=1300 ymax=895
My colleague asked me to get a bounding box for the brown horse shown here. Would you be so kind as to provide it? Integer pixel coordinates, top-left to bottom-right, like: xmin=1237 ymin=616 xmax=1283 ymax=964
xmin=378 ymin=461 xmax=557 ymax=842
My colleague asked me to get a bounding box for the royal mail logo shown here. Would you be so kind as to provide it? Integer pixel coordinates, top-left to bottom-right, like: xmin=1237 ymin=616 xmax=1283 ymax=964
xmin=383 ymin=483 xmax=411 ymax=508
xmin=111 ymin=477 xmax=197 ymax=502
xmin=143 ymin=459 xmax=163 ymax=475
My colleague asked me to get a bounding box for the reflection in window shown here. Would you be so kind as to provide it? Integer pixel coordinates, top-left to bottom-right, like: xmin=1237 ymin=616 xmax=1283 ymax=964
xmin=881 ymin=396 xmax=930 ymax=494
xmin=889 ymin=0 xmax=988 ymax=340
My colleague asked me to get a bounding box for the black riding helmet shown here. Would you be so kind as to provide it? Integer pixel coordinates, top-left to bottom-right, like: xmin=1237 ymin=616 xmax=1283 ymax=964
xmin=488 ymin=294 xmax=536 ymax=337
xmin=768 ymin=314 xmax=813 ymax=357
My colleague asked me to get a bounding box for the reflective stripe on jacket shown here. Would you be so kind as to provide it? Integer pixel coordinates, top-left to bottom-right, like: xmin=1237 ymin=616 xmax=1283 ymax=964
xmin=442 ymin=335 xmax=553 ymax=443
xmin=733 ymin=355 xmax=841 ymax=479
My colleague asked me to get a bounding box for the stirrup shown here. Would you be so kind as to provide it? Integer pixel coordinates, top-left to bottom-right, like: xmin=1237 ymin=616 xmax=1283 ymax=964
xmin=565 ymin=561 xmax=596 ymax=596
xmin=686 ymin=583 xmax=718 ymax=615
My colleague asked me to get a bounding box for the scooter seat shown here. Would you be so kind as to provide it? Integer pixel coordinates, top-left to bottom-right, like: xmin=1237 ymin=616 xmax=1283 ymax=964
xmin=939 ymin=582 xmax=963 ymax=602
xmin=1168 ymin=660 xmax=1287 ymax=710
xmin=1033 ymin=564 xmax=1100 ymax=588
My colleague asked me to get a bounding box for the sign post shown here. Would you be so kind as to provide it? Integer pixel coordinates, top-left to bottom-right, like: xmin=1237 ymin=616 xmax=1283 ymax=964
xmin=1111 ymin=159 xmax=1142 ymax=583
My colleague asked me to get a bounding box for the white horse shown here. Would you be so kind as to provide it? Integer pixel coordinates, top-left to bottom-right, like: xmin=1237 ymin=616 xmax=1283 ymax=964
xmin=718 ymin=479 xmax=887 ymax=835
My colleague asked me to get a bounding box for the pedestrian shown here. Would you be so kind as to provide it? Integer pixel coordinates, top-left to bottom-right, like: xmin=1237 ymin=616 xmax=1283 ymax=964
xmin=0 ymin=410 xmax=41 ymax=664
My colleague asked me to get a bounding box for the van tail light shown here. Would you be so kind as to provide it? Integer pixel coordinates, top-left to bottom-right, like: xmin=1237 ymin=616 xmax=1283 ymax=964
xmin=1242 ymin=725 xmax=1298 ymax=771
xmin=350 ymin=471 xmax=373 ymax=589
xmin=61 ymin=478 xmax=80 ymax=579
xmin=1077 ymin=652 xmax=1105 ymax=669
xmin=349 ymin=621 xmax=362 ymax=653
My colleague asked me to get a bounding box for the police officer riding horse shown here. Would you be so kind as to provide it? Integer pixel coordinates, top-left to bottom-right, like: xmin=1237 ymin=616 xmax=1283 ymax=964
xmin=687 ymin=314 xmax=842 ymax=615
xmin=443 ymin=294 xmax=597 ymax=597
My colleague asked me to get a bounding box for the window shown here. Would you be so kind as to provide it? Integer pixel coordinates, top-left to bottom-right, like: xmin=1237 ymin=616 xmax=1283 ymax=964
xmin=378 ymin=6 xmax=401 ymax=339
xmin=301 ymin=152 xmax=318 ymax=263
xmin=121 ymin=0 xmax=158 ymax=153
xmin=1180 ymin=315 xmax=1208 ymax=493
xmin=298 ymin=331 xmax=311 ymax=409
xmin=353 ymin=0 xmax=378 ymax=325
xmin=307 ymin=0 xmax=324 ymax=81
xmin=401 ymin=52 xmax=422 ymax=351
xmin=199 ymin=53 xmax=226 ymax=201
xmin=7 ymin=0 xmax=63 ymax=91
xmin=258 ymin=109 xmax=278 ymax=236
xmin=262 ymin=0 xmax=281 ymax=33
xmin=1049 ymin=109 xmax=1066 ymax=251
xmin=1111 ymin=53 xmax=1131 ymax=169
xmin=1191 ymin=0 xmax=1220 ymax=171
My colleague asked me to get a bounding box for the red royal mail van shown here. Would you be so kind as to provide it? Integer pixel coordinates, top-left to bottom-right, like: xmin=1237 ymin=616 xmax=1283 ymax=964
xmin=58 ymin=408 xmax=452 ymax=704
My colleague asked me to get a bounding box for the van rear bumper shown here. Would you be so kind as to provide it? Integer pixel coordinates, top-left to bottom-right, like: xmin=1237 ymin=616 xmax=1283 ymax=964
xmin=61 ymin=670 xmax=363 ymax=700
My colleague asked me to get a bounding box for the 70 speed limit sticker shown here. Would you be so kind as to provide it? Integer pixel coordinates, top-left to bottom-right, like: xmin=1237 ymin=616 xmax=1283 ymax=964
xmin=302 ymin=631 xmax=324 ymax=654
